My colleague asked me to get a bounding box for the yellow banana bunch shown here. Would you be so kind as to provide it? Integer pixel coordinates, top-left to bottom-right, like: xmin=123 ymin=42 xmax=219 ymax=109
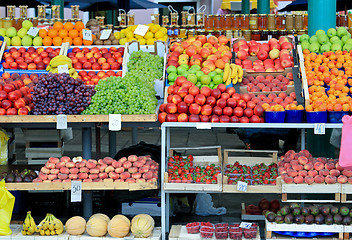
xmin=230 ymin=64 xmax=238 ymax=84
xmin=223 ymin=63 xmax=244 ymax=85
xmin=47 ymin=56 xmax=78 ymax=79
xmin=236 ymin=64 xmax=243 ymax=83
xmin=22 ymin=211 xmax=36 ymax=235
xmin=223 ymin=63 xmax=232 ymax=85
xmin=36 ymin=213 xmax=63 ymax=235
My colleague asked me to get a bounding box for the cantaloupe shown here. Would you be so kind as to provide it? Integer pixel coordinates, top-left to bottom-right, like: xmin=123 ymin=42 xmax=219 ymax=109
xmin=65 ymin=216 xmax=86 ymax=235
xmin=108 ymin=214 xmax=130 ymax=237
xmin=86 ymin=217 xmax=107 ymax=237
xmin=89 ymin=213 xmax=110 ymax=223
xmin=131 ymin=214 xmax=155 ymax=238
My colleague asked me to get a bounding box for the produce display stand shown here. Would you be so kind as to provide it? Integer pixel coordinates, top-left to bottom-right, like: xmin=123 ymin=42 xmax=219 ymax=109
xmin=168 ymin=225 xmax=260 ymax=240
xmin=340 ymin=185 xmax=352 ymax=203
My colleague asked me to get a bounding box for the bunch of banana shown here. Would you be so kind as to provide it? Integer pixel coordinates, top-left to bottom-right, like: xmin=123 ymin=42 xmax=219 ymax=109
xmin=36 ymin=213 xmax=64 ymax=236
xmin=22 ymin=211 xmax=36 ymax=235
xmin=46 ymin=55 xmax=78 ymax=79
xmin=223 ymin=63 xmax=243 ymax=85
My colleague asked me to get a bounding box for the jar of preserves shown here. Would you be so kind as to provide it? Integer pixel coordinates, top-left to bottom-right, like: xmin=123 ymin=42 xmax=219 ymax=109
xmin=162 ymin=16 xmax=169 ymax=27
xmin=278 ymin=30 xmax=287 ymax=38
xmin=240 ymin=14 xmax=250 ymax=30
xmin=258 ymin=14 xmax=267 ymax=30
xmin=37 ymin=5 xmax=46 ymax=19
xmin=7 ymin=6 xmax=15 ymax=18
xmin=204 ymin=15 xmax=213 ymax=31
xmin=225 ymin=30 xmax=233 ymax=39
xmin=267 ymin=14 xmax=276 ymax=30
xmin=172 ymin=25 xmax=180 ymax=38
xmin=3 ymin=18 xmax=12 ymax=29
xmin=336 ymin=13 xmax=340 ymax=27
xmin=304 ymin=14 xmax=308 ymax=30
xmin=187 ymin=26 xmax=195 ymax=37
xmin=19 ymin=5 xmax=28 ymax=18
xmin=12 ymin=18 xmax=22 ymax=31
xmin=197 ymin=12 xmax=205 ymax=26
xmin=197 ymin=28 xmax=205 ymax=36
xmin=31 ymin=17 xmax=38 ymax=27
xmin=96 ymin=16 xmax=105 ymax=26
xmin=276 ymin=14 xmax=285 ymax=30
xmin=127 ymin=13 xmax=135 ymax=26
xmin=213 ymin=15 xmax=221 ymax=31
xmin=188 ymin=13 xmax=196 ymax=26
xmin=243 ymin=30 xmax=251 ymax=41
xmin=261 ymin=30 xmax=269 ymax=40
xmin=52 ymin=5 xmax=61 ymax=19
xmin=233 ymin=30 xmax=242 ymax=38
xmin=296 ymin=30 xmax=306 ymax=36
xmin=170 ymin=12 xmax=178 ymax=26
xmin=71 ymin=5 xmax=79 ymax=19
xmin=286 ymin=14 xmax=294 ymax=31
xmin=294 ymin=14 xmax=304 ymax=31
xmin=151 ymin=14 xmax=159 ymax=25
xmin=339 ymin=14 xmax=348 ymax=27
xmin=251 ymin=30 xmax=260 ymax=41
xmin=270 ymin=30 xmax=278 ymax=39
xmin=118 ymin=11 xmax=126 ymax=27
xmin=225 ymin=14 xmax=232 ymax=30
xmin=249 ymin=14 xmax=258 ymax=30
xmin=233 ymin=14 xmax=240 ymax=30
xmin=181 ymin=11 xmax=187 ymax=26
xmin=179 ymin=28 xmax=187 ymax=39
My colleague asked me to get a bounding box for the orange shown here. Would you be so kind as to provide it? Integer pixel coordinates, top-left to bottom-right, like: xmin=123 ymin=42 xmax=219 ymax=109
xmin=69 ymin=29 xmax=79 ymax=39
xmin=74 ymin=21 xmax=85 ymax=32
xmin=73 ymin=37 xmax=82 ymax=46
xmin=62 ymin=37 xmax=72 ymax=45
xmin=43 ymin=36 xmax=53 ymax=46
xmin=58 ymin=29 xmax=68 ymax=39
xmin=64 ymin=22 xmax=74 ymax=31
xmin=48 ymin=29 xmax=58 ymax=38
xmin=39 ymin=29 xmax=48 ymax=38
xmin=53 ymin=37 xmax=62 ymax=46
xmin=53 ymin=21 xmax=64 ymax=31
xmin=83 ymin=39 xmax=93 ymax=45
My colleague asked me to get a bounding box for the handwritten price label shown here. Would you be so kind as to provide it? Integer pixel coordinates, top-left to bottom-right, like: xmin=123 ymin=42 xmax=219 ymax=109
xmin=56 ymin=114 xmax=67 ymax=129
xmin=27 ymin=27 xmax=39 ymax=37
xmin=109 ymin=114 xmax=121 ymax=131
xmin=71 ymin=181 xmax=82 ymax=202
xmin=239 ymin=222 xmax=252 ymax=229
xmin=57 ymin=64 xmax=69 ymax=74
xmin=196 ymin=123 xmax=211 ymax=129
xmin=134 ymin=25 xmax=149 ymax=37
xmin=100 ymin=29 xmax=112 ymax=40
xmin=314 ymin=123 xmax=325 ymax=135
xmin=237 ymin=181 xmax=248 ymax=192
xmin=82 ymin=29 xmax=92 ymax=41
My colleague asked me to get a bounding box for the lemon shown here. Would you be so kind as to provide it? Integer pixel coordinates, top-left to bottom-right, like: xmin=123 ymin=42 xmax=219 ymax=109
xmin=150 ymin=24 xmax=161 ymax=33
xmin=138 ymin=38 xmax=146 ymax=45
xmin=128 ymin=37 xmax=137 ymax=42
xmin=147 ymin=23 xmax=154 ymax=27
xmin=145 ymin=32 xmax=154 ymax=39
xmin=126 ymin=30 xmax=134 ymax=39
xmin=155 ymin=30 xmax=165 ymax=39
xmin=135 ymin=34 xmax=144 ymax=39
xmin=120 ymin=31 xmax=126 ymax=38
xmin=146 ymin=38 xmax=155 ymax=45
xmin=160 ymin=36 xmax=168 ymax=42
xmin=160 ymin=27 xmax=167 ymax=34
xmin=113 ymin=31 xmax=121 ymax=40
xmin=119 ymin=38 xmax=127 ymax=45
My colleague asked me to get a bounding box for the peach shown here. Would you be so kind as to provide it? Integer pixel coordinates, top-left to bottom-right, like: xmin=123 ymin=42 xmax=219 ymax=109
xmin=115 ymin=167 xmax=124 ymax=174
xmin=60 ymin=167 xmax=70 ymax=174
xmin=293 ymin=176 xmax=304 ymax=184
xmin=112 ymin=160 xmax=122 ymax=168
xmin=139 ymin=166 xmax=150 ymax=173
xmin=86 ymin=159 xmax=97 ymax=169
xmin=98 ymin=172 xmax=108 ymax=179
xmin=65 ymin=162 xmax=75 ymax=168
xmin=132 ymin=173 xmax=142 ymax=179
xmin=49 ymin=157 xmax=60 ymax=164
xmin=123 ymin=161 xmax=132 ymax=169
xmin=348 ymin=177 xmax=352 ymax=184
xmin=40 ymin=167 xmax=50 ymax=174
xmin=58 ymin=173 xmax=68 ymax=180
xmin=338 ymin=175 xmax=348 ymax=184
xmin=108 ymin=172 xmax=119 ymax=180
xmin=79 ymin=167 xmax=89 ymax=173
xmin=98 ymin=164 xmax=107 ymax=172
xmin=287 ymin=168 xmax=298 ymax=177
xmin=32 ymin=178 xmax=43 ymax=183
xmin=118 ymin=157 xmax=127 ymax=163
xmin=103 ymin=178 xmax=113 ymax=182
xmin=83 ymin=179 xmax=92 ymax=182
xmin=60 ymin=156 xmax=71 ymax=163
xmin=314 ymin=162 xmax=324 ymax=171
xmin=343 ymin=170 xmax=352 ymax=177
xmin=104 ymin=166 xmax=115 ymax=173
xmin=103 ymin=157 xmax=114 ymax=165
xmin=69 ymin=174 xmax=78 ymax=180
xmin=78 ymin=173 xmax=88 ymax=179
xmin=128 ymin=155 xmax=138 ymax=162
xmin=76 ymin=161 xmax=86 ymax=168
xmin=330 ymin=169 xmax=341 ymax=177
xmin=325 ymin=162 xmax=335 ymax=170
xmin=304 ymin=176 xmax=314 ymax=184
xmin=292 ymin=164 xmax=303 ymax=171
xmin=133 ymin=161 xmax=144 ymax=168
xmin=314 ymin=175 xmax=325 ymax=183
xmin=138 ymin=156 xmax=147 ymax=164
xmin=125 ymin=178 xmax=136 ymax=183
xmin=52 ymin=179 xmax=62 ymax=183
xmin=128 ymin=167 xmax=138 ymax=173
xmin=304 ymin=163 xmax=314 ymax=171
xmin=89 ymin=174 xmax=98 ymax=180
xmin=38 ymin=172 xmax=48 ymax=180
xmin=93 ymin=178 xmax=102 ymax=182
xmin=298 ymin=156 xmax=309 ymax=165
xmin=97 ymin=159 xmax=104 ymax=165
xmin=120 ymin=172 xmax=130 ymax=180
xmin=284 ymin=176 xmax=294 ymax=184
xmin=319 ymin=169 xmax=330 ymax=176
xmin=336 ymin=162 xmax=344 ymax=171
xmin=325 ymin=175 xmax=337 ymax=184
xmin=45 ymin=162 xmax=56 ymax=169
xmin=89 ymin=168 xmax=99 ymax=174
xmin=143 ymin=171 xmax=153 ymax=180
xmin=308 ymin=170 xmax=318 ymax=177
xmin=136 ymin=179 xmax=146 ymax=183
xmin=298 ymin=170 xmax=308 ymax=177
xmin=290 ymin=160 xmax=299 ymax=165
xmin=284 ymin=163 xmax=291 ymax=169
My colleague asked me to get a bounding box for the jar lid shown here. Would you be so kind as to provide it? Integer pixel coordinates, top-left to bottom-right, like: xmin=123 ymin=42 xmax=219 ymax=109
xmin=262 ymin=30 xmax=269 ymax=32
xmin=271 ymin=30 xmax=278 ymax=32
xmin=4 ymin=17 xmax=11 ymax=20
xmin=268 ymin=14 xmax=275 ymax=16
xmin=225 ymin=14 xmax=231 ymax=17
xmin=252 ymin=30 xmax=260 ymax=33
xmin=243 ymin=30 xmax=251 ymax=32
xmin=259 ymin=14 xmax=266 ymax=16
xmin=249 ymin=14 xmax=257 ymax=16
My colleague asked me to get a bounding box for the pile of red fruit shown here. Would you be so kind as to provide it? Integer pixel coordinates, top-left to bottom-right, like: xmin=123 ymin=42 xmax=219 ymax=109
xmin=2 ymin=47 xmax=60 ymax=70
xmin=186 ymin=222 xmax=200 ymax=234
xmin=167 ymin=155 xmax=220 ymax=184
xmin=245 ymin=198 xmax=281 ymax=215
xmin=67 ymin=46 xmax=124 ymax=70
xmin=279 ymin=149 xmax=351 ymax=184
xmin=225 ymin=162 xmax=278 ymax=185
xmin=199 ymin=222 xmax=215 ymax=239
xmin=233 ymin=37 xmax=294 ymax=72
xmin=78 ymin=70 xmax=122 ymax=85
xmin=33 ymin=155 xmax=158 ymax=183
xmin=241 ymin=73 xmax=293 ymax=92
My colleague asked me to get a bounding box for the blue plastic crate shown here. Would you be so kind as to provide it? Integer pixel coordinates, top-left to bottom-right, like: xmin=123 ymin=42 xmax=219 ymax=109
xmin=306 ymin=111 xmax=328 ymax=123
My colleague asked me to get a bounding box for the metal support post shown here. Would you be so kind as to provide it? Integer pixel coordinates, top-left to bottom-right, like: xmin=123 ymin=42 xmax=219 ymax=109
xmin=109 ymin=131 xmax=117 ymax=157
xmin=161 ymin=125 xmax=166 ymax=240
xmin=132 ymin=127 xmax=138 ymax=145
xmin=82 ymin=127 xmax=92 ymax=219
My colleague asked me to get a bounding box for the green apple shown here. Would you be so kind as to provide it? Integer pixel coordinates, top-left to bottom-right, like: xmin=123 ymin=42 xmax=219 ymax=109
xmin=337 ymin=27 xmax=348 ymax=37
xmin=308 ymin=42 xmax=320 ymax=53
xmin=327 ymin=28 xmax=337 ymax=38
xmin=180 ymin=64 xmax=189 ymax=71
xmin=330 ymin=36 xmax=340 ymax=43
xmin=167 ymin=65 xmax=177 ymax=74
xmin=11 ymin=36 xmax=21 ymax=46
xmin=188 ymin=69 xmax=197 ymax=74
xmin=309 ymin=35 xmax=318 ymax=44
xmin=196 ymin=82 xmax=202 ymax=88
xmin=342 ymin=35 xmax=351 ymax=44
xmin=168 ymin=82 xmax=175 ymax=86
xmin=6 ymin=27 xmax=17 ymax=38
xmin=214 ymin=68 xmax=223 ymax=74
xmin=213 ymin=74 xmax=223 ymax=85
xmin=33 ymin=36 xmax=42 ymax=46
xmin=315 ymin=29 xmax=325 ymax=37
xmin=301 ymin=41 xmax=310 ymax=50
xmin=0 ymin=28 xmax=5 ymax=37
xmin=208 ymin=71 xmax=217 ymax=80
xmin=190 ymin=65 xmax=201 ymax=71
xmin=21 ymin=35 xmax=32 ymax=46
xmin=17 ymin=28 xmax=27 ymax=38
xmin=22 ymin=20 xmax=33 ymax=30
xmin=333 ymin=39 xmax=343 ymax=47
xmin=317 ymin=34 xmax=329 ymax=45
xmin=200 ymin=75 xmax=211 ymax=85
xmin=177 ymin=66 xmax=188 ymax=75
xmin=343 ymin=43 xmax=352 ymax=52
xmin=182 ymin=72 xmax=189 ymax=78
xmin=320 ymin=44 xmax=330 ymax=52
xmin=196 ymin=70 xmax=205 ymax=80
xmin=187 ymin=73 xmax=197 ymax=84
xmin=299 ymin=34 xmax=310 ymax=43
xmin=331 ymin=43 xmax=342 ymax=51
xmin=345 ymin=39 xmax=352 ymax=45
xmin=209 ymin=82 xmax=215 ymax=89
xmin=168 ymin=72 xmax=177 ymax=82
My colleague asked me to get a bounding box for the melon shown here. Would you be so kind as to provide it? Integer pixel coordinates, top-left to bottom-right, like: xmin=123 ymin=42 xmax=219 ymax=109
xmin=108 ymin=214 xmax=130 ymax=237
xmin=131 ymin=214 xmax=155 ymax=238
xmin=65 ymin=216 xmax=86 ymax=235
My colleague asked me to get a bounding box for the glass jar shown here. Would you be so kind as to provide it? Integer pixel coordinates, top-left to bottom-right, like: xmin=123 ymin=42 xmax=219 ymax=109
xmin=251 ymin=30 xmax=260 ymax=41
xmin=20 ymin=5 xmax=28 ymax=18
xmin=233 ymin=30 xmax=242 ymax=38
xmin=336 ymin=13 xmax=340 ymax=27
xmin=278 ymin=30 xmax=287 ymax=38
xmin=296 ymin=30 xmax=306 ymax=36
xmin=52 ymin=5 xmax=61 ymax=19
xmin=162 ymin=16 xmax=169 ymax=27
xmin=225 ymin=30 xmax=233 ymax=39
xmin=294 ymin=14 xmax=304 ymax=31
xmin=188 ymin=13 xmax=196 ymax=25
xmin=12 ymin=18 xmax=22 ymax=31
xmin=304 ymin=14 xmax=308 ymax=30
xmin=151 ymin=14 xmax=159 ymax=25
xmin=71 ymin=5 xmax=79 ymax=19
xmin=171 ymin=25 xmax=180 ymax=38
xmin=187 ymin=26 xmax=195 ymax=37
xmin=0 ymin=19 xmax=3 ymax=28
xmin=349 ymin=13 xmax=352 ymax=29
xmin=270 ymin=30 xmax=278 ymax=39
xmin=170 ymin=12 xmax=178 ymax=26
xmin=286 ymin=14 xmax=294 ymax=31
xmin=240 ymin=14 xmax=250 ymax=30
xmin=7 ymin=6 xmax=15 ymax=18
xmin=249 ymin=14 xmax=258 ymax=30
xmin=258 ymin=14 xmax=267 ymax=30
xmin=204 ymin=15 xmax=213 ymax=31
xmin=37 ymin=5 xmax=46 ymax=19
xmin=225 ymin=14 xmax=232 ymax=30
xmin=233 ymin=14 xmax=240 ymax=30
xmin=181 ymin=11 xmax=187 ymax=26
xmin=32 ymin=17 xmax=38 ymax=27
xmin=339 ymin=14 xmax=348 ymax=27
xmin=197 ymin=12 xmax=205 ymax=27
xmin=127 ymin=13 xmax=135 ymax=26
xmin=179 ymin=28 xmax=187 ymax=38
xmin=243 ymin=30 xmax=251 ymax=41
xmin=261 ymin=30 xmax=269 ymax=40
xmin=276 ymin=14 xmax=285 ymax=30
xmin=197 ymin=28 xmax=205 ymax=36
xmin=267 ymin=14 xmax=276 ymax=30
xmin=213 ymin=15 xmax=221 ymax=31
xmin=3 ymin=18 xmax=12 ymax=29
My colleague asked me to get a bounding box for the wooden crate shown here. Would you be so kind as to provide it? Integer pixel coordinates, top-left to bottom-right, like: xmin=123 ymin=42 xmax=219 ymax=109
xmin=222 ymin=149 xmax=281 ymax=193
xmin=169 ymin=225 xmax=260 ymax=240
xmin=163 ymin=146 xmax=223 ymax=192
xmin=340 ymin=184 xmax=352 ymax=203
xmin=265 ymin=219 xmax=344 ymax=240
xmin=241 ymin=202 xmax=266 ymax=221
xmin=281 ymin=180 xmax=341 ymax=203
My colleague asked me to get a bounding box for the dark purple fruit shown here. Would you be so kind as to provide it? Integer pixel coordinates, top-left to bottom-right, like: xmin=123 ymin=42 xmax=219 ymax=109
xmin=315 ymin=214 xmax=324 ymax=225
xmin=289 ymin=203 xmax=300 ymax=211
xmin=267 ymin=213 xmax=276 ymax=222
xmin=325 ymin=215 xmax=333 ymax=225
xmin=334 ymin=214 xmax=343 ymax=224
xmin=292 ymin=208 xmax=301 ymax=216
xmin=321 ymin=206 xmax=330 ymax=216
xmin=284 ymin=214 xmax=294 ymax=224
xmin=340 ymin=206 xmax=350 ymax=216
xmin=310 ymin=206 xmax=320 ymax=216
xmin=301 ymin=207 xmax=310 ymax=217
xmin=331 ymin=206 xmax=339 ymax=215
xmin=275 ymin=215 xmax=284 ymax=224
xmin=280 ymin=206 xmax=290 ymax=216
xmin=343 ymin=216 xmax=352 ymax=225
xmin=305 ymin=215 xmax=314 ymax=225
xmin=294 ymin=214 xmax=304 ymax=224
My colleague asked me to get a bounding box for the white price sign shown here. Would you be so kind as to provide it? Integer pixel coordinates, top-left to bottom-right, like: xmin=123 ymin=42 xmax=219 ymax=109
xmin=57 ymin=64 xmax=69 ymax=74
xmin=314 ymin=123 xmax=325 ymax=135
xmin=196 ymin=122 xmax=211 ymax=129
xmin=237 ymin=181 xmax=248 ymax=192
xmin=56 ymin=114 xmax=67 ymax=129
xmin=133 ymin=25 xmax=149 ymax=37
xmin=151 ymin=16 xmax=155 ymax=21
xmin=100 ymin=29 xmax=112 ymax=40
xmin=71 ymin=181 xmax=82 ymax=202
xmin=27 ymin=27 xmax=40 ymax=37
xmin=239 ymin=222 xmax=252 ymax=229
xmin=109 ymin=114 xmax=121 ymax=131
xmin=82 ymin=29 xmax=92 ymax=41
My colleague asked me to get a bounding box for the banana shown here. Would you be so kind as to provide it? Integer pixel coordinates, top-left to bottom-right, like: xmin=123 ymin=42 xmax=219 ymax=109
xmin=45 ymin=229 xmax=51 ymax=236
xmin=21 ymin=229 xmax=27 ymax=235
xmin=46 ymin=65 xmax=52 ymax=71
xmin=69 ymin=67 xmax=75 ymax=75
xmin=22 ymin=211 xmax=36 ymax=235
xmin=49 ymin=68 xmax=59 ymax=74
xmin=23 ymin=212 xmax=30 ymax=229
xmin=223 ymin=63 xmax=230 ymax=82
xmin=236 ymin=65 xmax=243 ymax=83
xmin=40 ymin=228 xmax=45 ymax=236
xmin=230 ymin=64 xmax=238 ymax=84
xmin=51 ymin=214 xmax=64 ymax=235
xmin=50 ymin=55 xmax=72 ymax=67
xmin=72 ymin=71 xmax=78 ymax=79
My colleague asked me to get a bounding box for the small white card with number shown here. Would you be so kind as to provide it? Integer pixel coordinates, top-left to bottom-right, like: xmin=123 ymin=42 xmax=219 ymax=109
xmin=27 ymin=27 xmax=40 ymax=37
xmin=57 ymin=64 xmax=69 ymax=74
xmin=196 ymin=122 xmax=211 ymax=129
xmin=109 ymin=114 xmax=121 ymax=131
xmin=314 ymin=123 xmax=325 ymax=135
xmin=134 ymin=25 xmax=149 ymax=37
xmin=56 ymin=114 xmax=67 ymax=129
xmin=237 ymin=181 xmax=248 ymax=192
xmin=82 ymin=29 xmax=92 ymax=41
xmin=71 ymin=181 xmax=82 ymax=202
xmin=239 ymin=222 xmax=252 ymax=229
xmin=100 ymin=29 xmax=112 ymax=40
xmin=151 ymin=16 xmax=155 ymax=21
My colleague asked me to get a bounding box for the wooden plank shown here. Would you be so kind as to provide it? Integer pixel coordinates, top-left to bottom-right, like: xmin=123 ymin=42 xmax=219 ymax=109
xmin=281 ymin=180 xmax=341 ymax=194
xmin=265 ymin=219 xmax=344 ymax=233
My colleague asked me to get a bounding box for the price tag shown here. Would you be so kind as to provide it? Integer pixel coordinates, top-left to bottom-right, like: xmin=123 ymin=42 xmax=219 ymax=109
xmin=268 ymin=35 xmax=272 ymax=40
xmin=239 ymin=222 xmax=252 ymax=229
xmin=237 ymin=181 xmax=248 ymax=192
xmin=71 ymin=181 xmax=82 ymax=202
xmin=100 ymin=29 xmax=112 ymax=40
xmin=56 ymin=114 xmax=67 ymax=129
xmin=133 ymin=25 xmax=149 ymax=37
xmin=196 ymin=123 xmax=211 ymax=129
xmin=82 ymin=29 xmax=92 ymax=41
xmin=27 ymin=27 xmax=39 ymax=37
xmin=314 ymin=123 xmax=325 ymax=135
xmin=187 ymin=16 xmax=191 ymax=21
xmin=57 ymin=64 xmax=69 ymax=74
xmin=109 ymin=114 xmax=121 ymax=131
xmin=151 ymin=16 xmax=155 ymax=21
xmin=118 ymin=16 xmax=122 ymax=22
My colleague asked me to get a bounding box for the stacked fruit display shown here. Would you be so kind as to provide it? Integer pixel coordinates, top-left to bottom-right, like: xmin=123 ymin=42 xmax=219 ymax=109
xmin=1 ymin=72 xmax=39 ymax=86
xmin=300 ymin=27 xmax=352 ymax=53
xmin=67 ymin=46 xmax=124 ymax=71
xmin=279 ymin=149 xmax=351 ymax=184
xmin=0 ymin=20 xmax=41 ymax=47
xmin=78 ymin=70 xmax=122 ymax=85
xmin=1 ymin=169 xmax=37 ymax=182
xmin=223 ymin=63 xmax=243 ymax=85
xmin=83 ymin=50 xmax=162 ymax=115
xmin=114 ymin=24 xmax=168 ymax=45
xmin=2 ymin=47 xmax=60 ymax=70
xmin=266 ymin=203 xmax=352 ymax=225
xmin=225 ymin=162 xmax=278 ymax=185
xmin=167 ymin=155 xmax=220 ymax=184
xmin=33 ymin=155 xmax=158 ymax=183
xmin=233 ymin=37 xmax=294 ymax=72
xmin=244 ymin=198 xmax=281 ymax=215
xmin=46 ymin=55 xmax=78 ymax=79
xmin=22 ymin=212 xmax=63 ymax=236
xmin=241 ymin=73 xmax=294 ymax=93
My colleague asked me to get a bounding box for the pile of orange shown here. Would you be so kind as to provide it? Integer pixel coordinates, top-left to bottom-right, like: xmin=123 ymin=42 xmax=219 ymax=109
xmin=39 ymin=21 xmax=96 ymax=46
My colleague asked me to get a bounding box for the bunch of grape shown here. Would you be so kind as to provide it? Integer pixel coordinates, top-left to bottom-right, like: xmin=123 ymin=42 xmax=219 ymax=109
xmin=32 ymin=73 xmax=95 ymax=115
xmin=82 ymin=51 xmax=163 ymax=115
